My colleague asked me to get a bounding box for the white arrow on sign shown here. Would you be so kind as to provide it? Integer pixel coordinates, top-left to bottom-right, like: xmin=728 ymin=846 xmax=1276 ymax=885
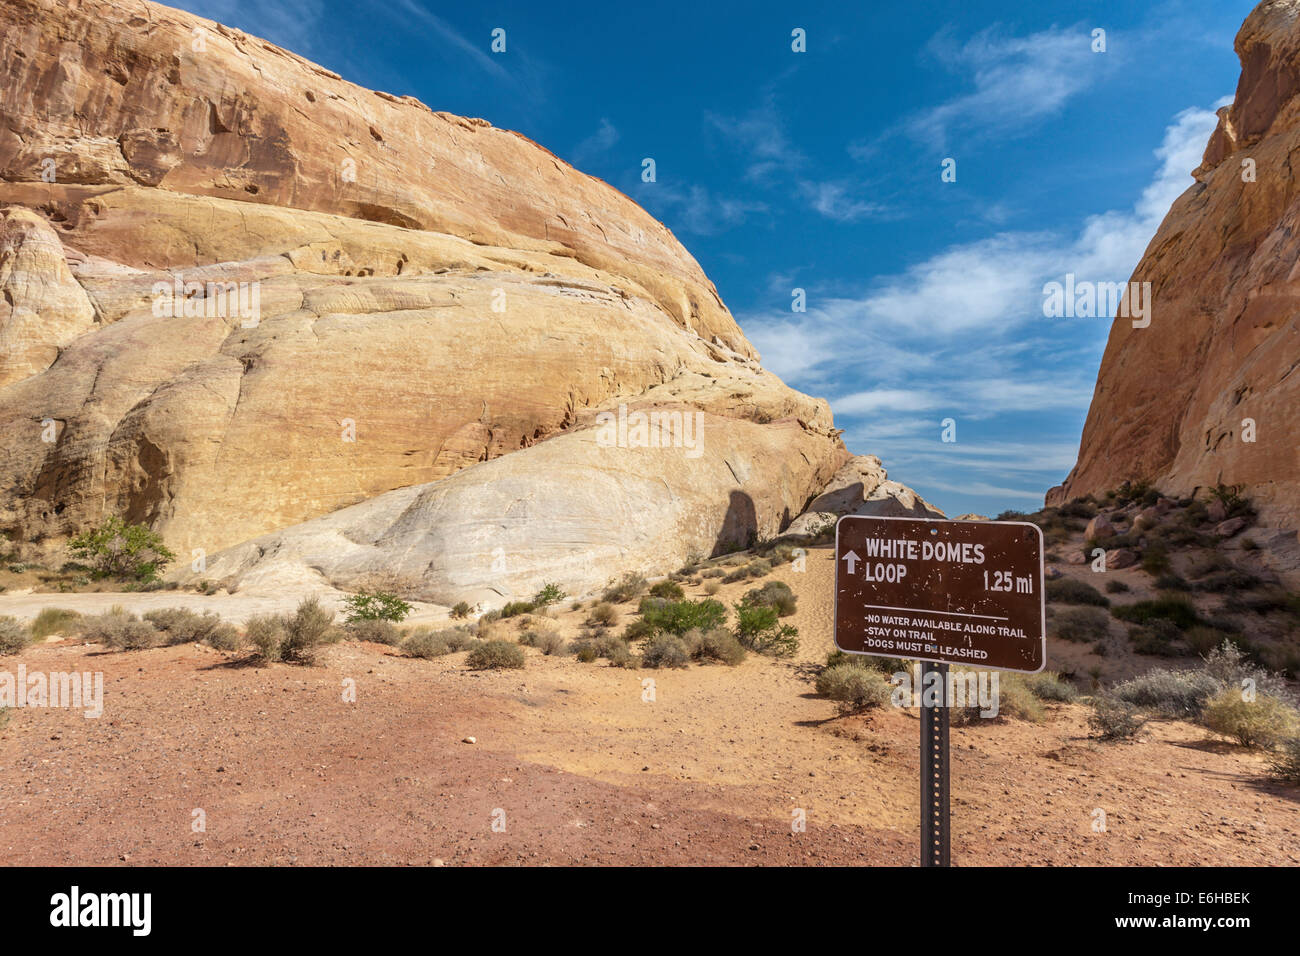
xmin=842 ymin=550 xmax=860 ymax=575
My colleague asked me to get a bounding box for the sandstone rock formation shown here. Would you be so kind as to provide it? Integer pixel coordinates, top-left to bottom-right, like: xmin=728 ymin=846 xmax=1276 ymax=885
xmin=1049 ymin=0 xmax=1300 ymax=530
xmin=0 ymin=0 xmax=934 ymax=605
xmin=782 ymin=455 xmax=944 ymax=539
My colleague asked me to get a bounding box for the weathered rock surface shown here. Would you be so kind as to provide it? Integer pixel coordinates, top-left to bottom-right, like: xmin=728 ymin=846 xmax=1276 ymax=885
xmin=1049 ymin=1 xmax=1300 ymax=530
xmin=0 ymin=0 xmax=935 ymax=603
xmin=782 ymin=455 xmax=945 ymax=538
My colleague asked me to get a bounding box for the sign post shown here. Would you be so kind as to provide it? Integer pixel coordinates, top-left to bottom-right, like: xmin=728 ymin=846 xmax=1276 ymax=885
xmin=832 ymin=515 xmax=1045 ymax=866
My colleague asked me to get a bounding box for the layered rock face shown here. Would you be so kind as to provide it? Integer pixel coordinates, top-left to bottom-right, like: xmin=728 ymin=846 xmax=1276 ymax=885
xmin=1050 ymin=0 xmax=1300 ymax=529
xmin=0 ymin=0 xmax=937 ymax=604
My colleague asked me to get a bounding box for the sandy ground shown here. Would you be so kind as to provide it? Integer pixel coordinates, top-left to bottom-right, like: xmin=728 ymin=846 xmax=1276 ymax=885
xmin=2 ymin=545 xmax=1297 ymax=866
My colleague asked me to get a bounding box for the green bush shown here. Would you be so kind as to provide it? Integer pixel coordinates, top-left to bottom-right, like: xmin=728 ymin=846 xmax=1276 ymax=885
xmin=740 ymin=580 xmax=797 ymax=617
xmin=602 ymin=572 xmax=647 ymax=604
xmin=648 ymin=580 xmax=685 ymax=600
xmin=467 ymin=639 xmax=525 ymax=670
xmin=816 ymin=663 xmax=892 ymax=714
xmin=1141 ymin=547 xmax=1171 ymax=576
xmin=143 ymin=607 xmax=239 ymax=649
xmin=1088 ymin=694 xmax=1148 ymax=740
xmin=1202 ymin=689 xmax=1300 ymax=748
xmin=606 ymin=643 xmax=639 ymax=668
xmin=67 ymin=517 xmax=175 ymax=581
xmin=1105 ymin=579 xmax=1130 ymax=594
xmin=31 ymin=607 xmax=81 ymax=640
xmin=641 ymin=633 xmax=689 ymax=669
xmin=1113 ymin=596 xmax=1200 ymax=630
xmin=734 ymin=602 xmax=799 ymax=657
xmin=1111 ymin=667 xmax=1221 ymax=717
xmin=1046 ymin=578 xmax=1109 ymax=607
xmin=345 ymin=618 xmax=402 ymax=645
xmin=0 ymin=617 xmax=31 ymax=655
xmin=1128 ymin=619 xmax=1188 ymax=657
xmin=532 ymin=582 xmax=566 ymax=606
xmin=450 ymin=601 xmax=473 ymax=619
xmin=1049 ymin=606 xmax=1111 ymax=643
xmin=341 ymin=589 xmax=412 ymax=623
xmin=500 ymin=601 xmax=536 ymax=618
xmin=640 ymin=598 xmax=727 ymax=636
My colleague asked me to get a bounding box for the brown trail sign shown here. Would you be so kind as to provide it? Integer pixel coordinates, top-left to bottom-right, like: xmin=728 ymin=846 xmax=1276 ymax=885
xmin=832 ymin=515 xmax=1046 ymax=866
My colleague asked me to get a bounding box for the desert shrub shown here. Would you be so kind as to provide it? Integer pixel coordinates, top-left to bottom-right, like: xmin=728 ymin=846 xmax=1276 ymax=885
xmin=684 ymin=627 xmax=746 ymax=666
xmin=1201 ymin=640 xmax=1291 ymax=699
xmin=0 ymin=617 xmax=31 ymax=655
xmin=733 ymin=602 xmax=799 ymax=657
xmin=574 ymin=644 xmax=599 ymax=663
xmin=31 ymin=607 xmax=81 ymax=640
xmin=1088 ymin=694 xmax=1148 ymax=740
xmin=1046 ymin=578 xmax=1109 ymax=607
xmin=622 ymin=618 xmax=655 ymax=642
xmin=602 ymin=572 xmax=647 ymax=604
xmin=1024 ymin=671 xmax=1078 ymax=702
xmin=744 ymin=558 xmax=773 ymax=579
xmin=1154 ymin=573 xmax=1189 ymax=591
xmin=649 ymin=580 xmax=685 ymax=600
xmin=532 ymin=582 xmax=566 ymax=606
xmin=740 ymin=580 xmax=797 ymax=617
xmin=1202 ymin=689 xmax=1300 ymax=748
xmin=641 ymin=633 xmax=689 ymax=669
xmin=246 ymin=614 xmax=288 ymax=661
xmin=249 ymin=598 xmax=338 ymax=664
xmin=1195 ymin=569 xmax=1262 ymax=593
xmin=143 ymin=607 xmax=239 ymax=649
xmin=703 ymin=580 xmax=721 ymax=596
xmin=519 ymin=627 xmax=565 ymax=655
xmin=721 ymin=567 xmax=748 ymax=584
xmin=401 ymin=627 xmax=458 ymax=658
xmin=606 ymin=643 xmax=639 ymax=668
xmin=699 ymin=568 xmax=725 ymax=579
xmin=75 ymin=608 xmax=160 ymax=650
xmin=1105 ymin=579 xmax=1130 ymax=594
xmin=587 ymin=602 xmax=618 ymax=627
xmin=816 ymin=663 xmax=891 ymax=714
xmin=640 ymin=598 xmax=727 ymax=636
xmin=948 ymin=672 xmax=1044 ymax=724
xmin=67 ymin=516 xmax=175 ymax=581
xmin=1113 ymin=596 xmax=1200 ymax=630
xmin=1268 ymin=738 xmax=1300 ymax=783
xmin=1183 ymin=625 xmax=1236 ymax=657
xmin=1111 ymin=667 xmax=1221 ymax=717
xmin=467 ymin=639 xmax=526 ymax=670
xmin=345 ymin=618 xmax=402 ymax=645
xmin=1140 ymin=546 xmax=1171 ymax=576
xmin=341 ymin=590 xmax=412 ymax=623
xmin=1225 ymin=589 xmax=1295 ymax=616
xmin=1049 ymin=606 xmax=1110 ymax=643
xmin=450 ymin=601 xmax=473 ymax=619
xmin=500 ymin=601 xmax=536 ymax=618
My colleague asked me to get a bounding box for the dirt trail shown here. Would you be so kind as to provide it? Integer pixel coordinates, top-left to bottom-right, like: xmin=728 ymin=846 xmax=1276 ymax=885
xmin=1 ymin=547 xmax=1297 ymax=866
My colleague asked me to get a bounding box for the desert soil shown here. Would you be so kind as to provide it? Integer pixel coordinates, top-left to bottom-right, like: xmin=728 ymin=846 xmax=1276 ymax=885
xmin=1 ymin=546 xmax=1297 ymax=866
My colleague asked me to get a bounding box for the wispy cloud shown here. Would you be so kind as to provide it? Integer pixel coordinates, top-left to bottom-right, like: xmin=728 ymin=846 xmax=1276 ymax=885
xmin=634 ymin=182 xmax=768 ymax=236
xmin=570 ymin=118 xmax=620 ymax=168
xmin=387 ymin=0 xmax=509 ymax=80
xmin=706 ymin=96 xmax=806 ymax=184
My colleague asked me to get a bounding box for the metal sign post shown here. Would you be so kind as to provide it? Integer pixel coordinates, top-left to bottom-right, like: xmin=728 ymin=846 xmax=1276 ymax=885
xmin=920 ymin=660 xmax=950 ymax=867
xmin=832 ymin=515 xmax=1045 ymax=867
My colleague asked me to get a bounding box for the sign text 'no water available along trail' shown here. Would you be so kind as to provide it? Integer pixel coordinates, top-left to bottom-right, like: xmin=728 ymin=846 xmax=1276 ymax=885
xmin=834 ymin=515 xmax=1046 ymax=672
xmin=832 ymin=515 xmax=1046 ymax=867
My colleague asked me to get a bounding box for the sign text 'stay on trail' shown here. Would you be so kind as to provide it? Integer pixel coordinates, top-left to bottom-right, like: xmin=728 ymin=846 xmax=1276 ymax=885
xmin=833 ymin=515 xmax=1046 ymax=673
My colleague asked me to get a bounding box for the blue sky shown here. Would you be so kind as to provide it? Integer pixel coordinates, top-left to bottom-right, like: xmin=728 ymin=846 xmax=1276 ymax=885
xmin=179 ymin=0 xmax=1255 ymax=518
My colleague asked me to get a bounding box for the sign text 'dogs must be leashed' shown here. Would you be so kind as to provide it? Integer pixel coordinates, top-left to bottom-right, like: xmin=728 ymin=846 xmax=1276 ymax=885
xmin=833 ymin=515 xmax=1045 ymax=673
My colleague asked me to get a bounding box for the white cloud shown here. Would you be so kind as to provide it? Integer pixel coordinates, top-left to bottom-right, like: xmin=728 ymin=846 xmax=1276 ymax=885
xmin=797 ymin=180 xmax=888 ymax=222
xmin=571 ymin=118 xmax=619 ymax=167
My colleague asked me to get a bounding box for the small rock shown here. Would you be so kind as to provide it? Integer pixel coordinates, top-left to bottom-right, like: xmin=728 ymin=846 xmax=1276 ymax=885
xmin=1085 ymin=514 xmax=1115 ymax=541
xmin=1065 ymin=550 xmax=1088 ymax=566
xmin=1207 ymin=499 xmax=1228 ymax=523
xmin=1216 ymin=517 xmax=1247 ymax=537
xmin=462 ymin=736 xmax=476 ymax=744
xmin=1107 ymin=548 xmax=1138 ymax=569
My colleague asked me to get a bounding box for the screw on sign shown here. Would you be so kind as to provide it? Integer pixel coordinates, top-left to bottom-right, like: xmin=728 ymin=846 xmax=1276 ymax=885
xmin=833 ymin=515 xmax=1046 ymax=866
